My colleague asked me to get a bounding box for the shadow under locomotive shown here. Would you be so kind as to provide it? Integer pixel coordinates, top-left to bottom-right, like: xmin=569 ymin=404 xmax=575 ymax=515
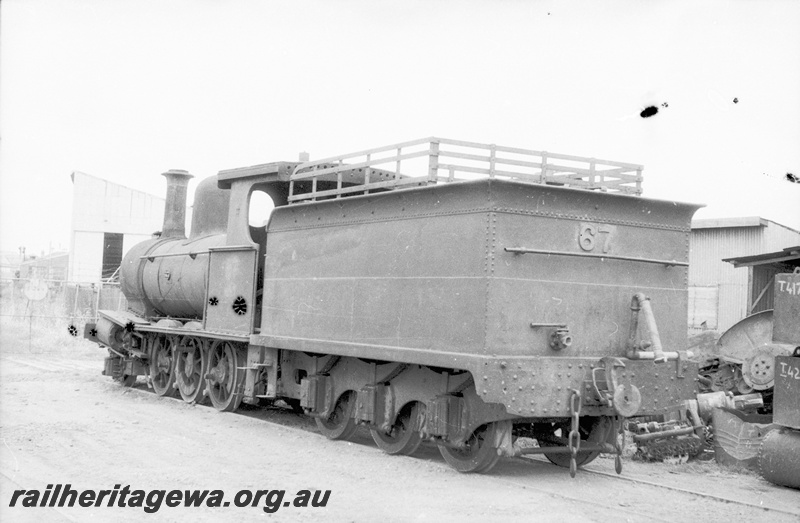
xmin=85 ymin=138 xmax=702 ymax=476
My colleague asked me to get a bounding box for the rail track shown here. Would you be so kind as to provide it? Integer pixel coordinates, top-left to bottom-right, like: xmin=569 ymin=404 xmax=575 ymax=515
xmin=513 ymin=458 xmax=800 ymax=520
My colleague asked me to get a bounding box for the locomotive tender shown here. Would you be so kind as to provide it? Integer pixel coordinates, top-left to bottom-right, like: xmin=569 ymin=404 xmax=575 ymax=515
xmin=87 ymin=138 xmax=701 ymax=475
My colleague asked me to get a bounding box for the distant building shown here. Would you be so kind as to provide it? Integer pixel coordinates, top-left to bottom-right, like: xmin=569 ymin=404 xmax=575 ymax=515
xmin=0 ymin=251 xmax=23 ymax=279
xmin=18 ymin=251 xmax=70 ymax=280
xmin=69 ymin=171 xmax=165 ymax=282
xmin=688 ymin=217 xmax=800 ymax=334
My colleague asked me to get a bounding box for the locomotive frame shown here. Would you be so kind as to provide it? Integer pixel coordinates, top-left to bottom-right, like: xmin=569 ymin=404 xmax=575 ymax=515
xmin=86 ymin=137 xmax=701 ymax=475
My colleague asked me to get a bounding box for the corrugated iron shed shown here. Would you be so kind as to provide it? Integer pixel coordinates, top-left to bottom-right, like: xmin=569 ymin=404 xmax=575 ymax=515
xmin=723 ymin=246 xmax=800 ymax=316
xmin=689 ymin=218 xmax=800 ymax=333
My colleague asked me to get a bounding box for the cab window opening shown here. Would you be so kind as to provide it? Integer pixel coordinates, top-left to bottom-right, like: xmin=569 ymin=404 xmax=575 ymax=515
xmin=248 ymin=190 xmax=275 ymax=241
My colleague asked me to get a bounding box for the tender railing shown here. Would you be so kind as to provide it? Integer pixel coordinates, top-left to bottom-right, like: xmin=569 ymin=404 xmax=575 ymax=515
xmin=288 ymin=137 xmax=643 ymax=203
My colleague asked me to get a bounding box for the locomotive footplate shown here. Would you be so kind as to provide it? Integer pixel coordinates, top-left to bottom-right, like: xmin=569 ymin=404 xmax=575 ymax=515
xmin=472 ymin=354 xmax=698 ymax=419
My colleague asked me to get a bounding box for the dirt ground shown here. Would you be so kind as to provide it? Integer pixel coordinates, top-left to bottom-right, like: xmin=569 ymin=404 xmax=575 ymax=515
xmin=0 ymin=323 xmax=798 ymax=522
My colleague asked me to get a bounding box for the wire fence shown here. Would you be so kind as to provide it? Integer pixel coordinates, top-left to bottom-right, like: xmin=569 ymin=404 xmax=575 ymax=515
xmin=0 ymin=278 xmax=128 ymax=338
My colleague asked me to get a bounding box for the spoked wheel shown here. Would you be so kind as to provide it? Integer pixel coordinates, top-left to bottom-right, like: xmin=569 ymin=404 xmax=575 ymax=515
xmin=534 ymin=416 xmax=611 ymax=468
xmin=206 ymin=341 xmax=245 ymax=412
xmin=315 ymin=391 xmax=357 ymax=440
xmin=149 ymin=335 xmax=177 ymax=397
xmin=370 ymin=402 xmax=423 ymax=456
xmin=175 ymin=337 xmax=207 ymax=404
xmin=438 ymin=422 xmax=500 ymax=473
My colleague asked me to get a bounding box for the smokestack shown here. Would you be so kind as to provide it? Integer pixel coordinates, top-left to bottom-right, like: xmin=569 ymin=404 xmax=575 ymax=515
xmin=161 ymin=169 xmax=193 ymax=238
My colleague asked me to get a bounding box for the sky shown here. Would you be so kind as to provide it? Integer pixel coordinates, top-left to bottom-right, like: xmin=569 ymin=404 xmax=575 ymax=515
xmin=1 ymin=0 xmax=799 ymax=257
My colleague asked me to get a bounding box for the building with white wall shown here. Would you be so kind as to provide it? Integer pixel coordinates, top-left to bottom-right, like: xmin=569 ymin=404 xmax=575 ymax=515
xmin=69 ymin=171 xmax=165 ymax=282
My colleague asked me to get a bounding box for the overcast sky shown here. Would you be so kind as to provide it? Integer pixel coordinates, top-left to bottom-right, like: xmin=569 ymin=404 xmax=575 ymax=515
xmin=1 ymin=0 xmax=798 ymax=256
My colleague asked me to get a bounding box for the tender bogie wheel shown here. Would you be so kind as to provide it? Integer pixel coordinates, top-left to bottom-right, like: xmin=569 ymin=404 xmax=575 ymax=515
xmin=149 ymin=335 xmax=177 ymax=397
xmin=206 ymin=341 xmax=245 ymax=412
xmin=315 ymin=391 xmax=357 ymax=440
xmin=438 ymin=423 xmax=500 ymax=474
xmin=370 ymin=402 xmax=423 ymax=456
xmin=175 ymin=337 xmax=207 ymax=404
xmin=536 ymin=416 xmax=610 ymax=469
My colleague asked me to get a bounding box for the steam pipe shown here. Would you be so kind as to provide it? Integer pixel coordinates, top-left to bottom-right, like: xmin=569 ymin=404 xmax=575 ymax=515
xmin=626 ymin=350 xmax=682 ymax=361
xmin=161 ymin=169 xmax=193 ymax=238
xmin=626 ymin=297 xmax=642 ymax=353
xmin=628 ymin=293 xmax=667 ymax=363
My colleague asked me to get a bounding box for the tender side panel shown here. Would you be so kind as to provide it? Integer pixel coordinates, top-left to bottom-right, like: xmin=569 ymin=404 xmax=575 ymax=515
xmin=261 ymin=183 xmax=491 ymax=361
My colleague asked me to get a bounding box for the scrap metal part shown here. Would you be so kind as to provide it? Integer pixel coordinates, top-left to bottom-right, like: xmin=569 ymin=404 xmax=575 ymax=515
xmin=742 ymin=345 xmax=794 ymax=391
xmin=758 ymin=352 xmax=800 ymax=489
xmin=715 ymin=311 xmax=794 ymax=392
xmin=629 ymin=419 xmax=704 ymax=462
xmin=715 ymin=270 xmax=800 ymax=398
xmin=712 ymin=407 xmax=776 ymax=469
xmin=758 ymin=429 xmax=800 ymax=489
xmin=628 ymin=400 xmax=705 ymax=462
xmin=696 ymin=391 xmax=763 ymax=423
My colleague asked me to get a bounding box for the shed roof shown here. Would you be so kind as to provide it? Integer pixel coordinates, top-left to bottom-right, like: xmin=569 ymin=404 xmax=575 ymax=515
xmin=692 ymin=216 xmax=767 ymax=229
xmin=723 ymin=246 xmax=800 ymax=267
xmin=692 ymin=216 xmax=800 ymax=235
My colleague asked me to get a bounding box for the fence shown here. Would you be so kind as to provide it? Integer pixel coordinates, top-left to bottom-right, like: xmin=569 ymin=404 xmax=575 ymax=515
xmin=289 ymin=137 xmax=644 ymax=203
xmin=0 ymin=278 xmax=128 ymax=337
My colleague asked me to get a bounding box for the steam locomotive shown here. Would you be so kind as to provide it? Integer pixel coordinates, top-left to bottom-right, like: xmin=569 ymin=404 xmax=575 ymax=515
xmin=86 ymin=138 xmax=701 ymax=475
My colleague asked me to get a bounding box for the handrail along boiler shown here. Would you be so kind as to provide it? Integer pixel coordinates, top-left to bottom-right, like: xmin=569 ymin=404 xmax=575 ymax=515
xmin=86 ymin=137 xmax=701 ymax=475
